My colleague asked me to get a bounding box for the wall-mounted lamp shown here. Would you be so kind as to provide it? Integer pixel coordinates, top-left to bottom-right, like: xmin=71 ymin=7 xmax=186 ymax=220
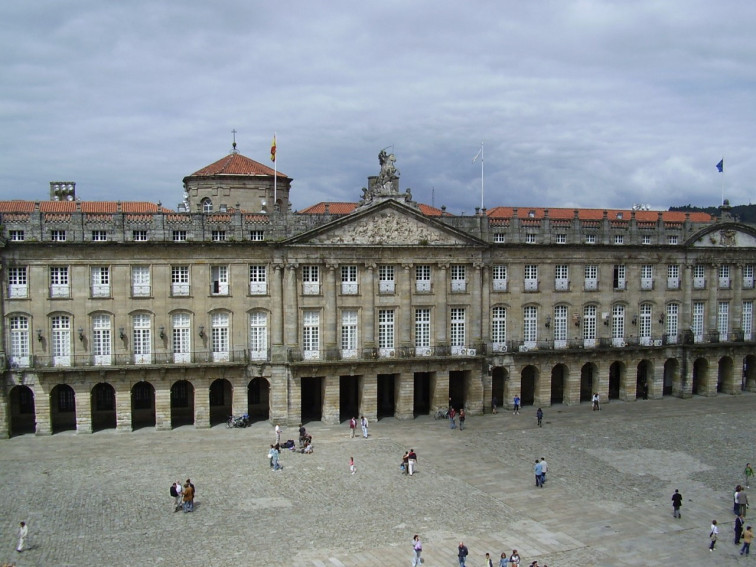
xmin=119 ymin=327 xmax=125 ymax=340
xmin=603 ymin=318 xmax=610 ymax=326
xmin=36 ymin=329 xmax=43 ymax=342
xmin=632 ymin=315 xmax=638 ymax=326
xmin=545 ymin=315 xmax=551 ymax=328
xmin=659 ymin=314 xmax=665 ymax=324
xmin=159 ymin=326 xmax=166 ymax=339
xmin=78 ymin=327 xmax=85 ymax=342
xmin=573 ymin=315 xmax=581 ymax=327
xmin=199 ymin=325 xmax=205 ymax=339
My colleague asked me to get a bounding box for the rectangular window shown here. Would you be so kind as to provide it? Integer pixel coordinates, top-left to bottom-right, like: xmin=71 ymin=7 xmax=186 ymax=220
xmin=524 ymin=264 xmax=538 ymax=292
xmin=9 ymin=315 xmax=30 ymax=368
xmin=341 ymin=265 xmax=358 ymax=295
xmin=523 ymin=305 xmax=537 ymax=346
xmin=743 ymin=301 xmax=753 ymax=341
xmin=379 ymin=265 xmax=395 ymax=293
xmin=415 ymin=308 xmax=431 ymax=354
xmin=91 ymin=266 xmax=111 ymax=297
xmin=693 ymin=264 xmax=706 ymax=289
xmin=555 ymin=264 xmax=569 ymax=291
xmin=8 ymin=266 xmax=28 ymax=298
xmin=640 ymin=264 xmax=653 ymax=290
xmin=172 ymin=230 xmax=187 ymax=242
xmin=92 ymin=314 xmax=112 ymax=365
xmin=302 ymin=310 xmax=320 ymax=359
xmin=613 ymin=264 xmax=626 ymax=290
xmin=642 ymin=235 xmax=652 ymax=245
xmin=583 ymin=305 xmax=597 ymax=344
xmin=668 ymin=235 xmax=678 ymax=245
xmin=639 ymin=304 xmax=652 ymax=345
xmin=172 ymin=313 xmax=191 ymax=363
xmin=493 ymin=233 xmax=505 ymax=243
xmin=553 ymin=305 xmax=568 ymax=346
xmin=614 ymin=234 xmax=624 ymax=245
xmin=211 ymin=230 xmax=226 ymax=242
xmin=249 ymin=311 xmax=268 ymax=360
xmin=491 ymin=306 xmax=507 ymax=351
xmin=719 ymin=264 xmax=731 ymax=289
xmin=556 ymin=233 xmax=566 ymax=244
xmin=249 ymin=230 xmax=264 ymax=241
xmin=132 ymin=230 xmax=148 ymax=241
xmin=340 ymin=310 xmax=358 ymax=358
xmin=51 ymin=229 xmax=66 ymax=242
xmin=451 ymin=265 xmax=466 ymax=292
xmin=612 ymin=304 xmax=625 ymax=346
xmin=584 ymin=264 xmax=598 ymax=291
xmin=171 ymin=266 xmax=190 ymax=296
xmin=525 ymin=233 xmax=536 ymax=244
xmin=585 ymin=234 xmax=596 ymax=244
xmin=51 ymin=315 xmax=71 ymax=366
xmin=211 ymin=312 xmax=230 ymax=361
xmin=450 ymin=308 xmax=466 ymax=354
xmin=378 ymin=309 xmax=395 ymax=354
xmin=9 ymin=230 xmax=24 ymax=241
xmin=744 ymin=265 xmax=754 ymax=289
xmin=133 ymin=313 xmax=152 ymax=364
xmin=249 ymin=265 xmax=267 ymax=295
xmin=667 ymin=264 xmax=680 ymax=289
xmin=303 ymin=265 xmax=320 ymax=295
xmin=50 ymin=266 xmax=70 ymax=298
xmin=132 ymin=266 xmax=151 ymax=297
xmin=211 ymin=266 xmax=229 ymax=295
xmin=92 ymin=230 xmax=107 ymax=242
xmin=717 ymin=302 xmax=729 ymax=341
xmin=492 ymin=265 xmax=507 ymax=291
xmin=692 ymin=302 xmax=705 ymax=342
xmin=415 ymin=265 xmax=431 ymax=293
xmin=666 ymin=303 xmax=679 ymax=344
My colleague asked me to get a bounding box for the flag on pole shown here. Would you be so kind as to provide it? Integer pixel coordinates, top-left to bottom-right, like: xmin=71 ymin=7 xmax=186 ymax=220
xmin=472 ymin=147 xmax=482 ymax=163
xmin=270 ymin=135 xmax=277 ymax=163
xmin=716 ymin=159 xmax=723 ymax=173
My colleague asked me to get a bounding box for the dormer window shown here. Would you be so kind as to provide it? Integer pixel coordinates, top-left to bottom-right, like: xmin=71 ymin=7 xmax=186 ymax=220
xmin=528 ymin=210 xmax=536 ymax=218
xmin=202 ymin=198 xmax=213 ymax=213
xmin=616 ymin=212 xmax=623 ymax=219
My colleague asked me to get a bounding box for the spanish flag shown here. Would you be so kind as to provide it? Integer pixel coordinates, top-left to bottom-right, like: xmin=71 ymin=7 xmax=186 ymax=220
xmin=270 ymin=135 xmax=277 ymax=163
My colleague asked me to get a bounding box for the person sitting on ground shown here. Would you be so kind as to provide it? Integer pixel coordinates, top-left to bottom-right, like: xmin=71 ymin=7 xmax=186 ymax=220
xmin=301 ymin=439 xmax=313 ymax=454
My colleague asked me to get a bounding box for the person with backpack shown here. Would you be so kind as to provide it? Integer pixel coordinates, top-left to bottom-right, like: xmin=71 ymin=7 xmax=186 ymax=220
xmin=457 ymin=541 xmax=469 ymax=566
xmin=171 ymin=481 xmax=183 ymax=512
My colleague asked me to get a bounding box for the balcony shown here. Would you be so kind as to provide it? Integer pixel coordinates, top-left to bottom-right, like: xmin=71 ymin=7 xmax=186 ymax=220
xmin=24 ymin=349 xmax=255 ymax=370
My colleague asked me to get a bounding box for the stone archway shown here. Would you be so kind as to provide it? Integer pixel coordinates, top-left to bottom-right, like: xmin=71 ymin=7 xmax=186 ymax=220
xmin=50 ymin=384 xmax=76 ymax=433
xmin=131 ymin=382 xmax=155 ymax=429
xmin=209 ymin=378 xmax=232 ymax=426
xmin=608 ymin=361 xmax=624 ymax=400
xmin=717 ymin=356 xmax=735 ymax=394
xmin=663 ymin=358 xmax=679 ymax=396
xmin=171 ymin=380 xmax=195 ymax=427
xmin=491 ymin=367 xmax=507 ymax=411
xmin=580 ymin=363 xmax=597 ymax=403
xmin=551 ymin=364 xmax=568 ymax=405
xmin=636 ymin=360 xmax=652 ymax=400
xmin=745 ymin=355 xmax=756 ymax=392
xmin=248 ymin=377 xmax=270 ymax=422
xmin=692 ymin=358 xmax=709 ymax=395
xmin=521 ymin=365 xmax=539 ymax=407
xmin=91 ymin=382 xmax=116 ymax=431
xmin=8 ymin=385 xmax=35 ymax=436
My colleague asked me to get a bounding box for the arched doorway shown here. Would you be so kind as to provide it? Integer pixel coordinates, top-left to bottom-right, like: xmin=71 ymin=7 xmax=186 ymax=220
xmin=171 ymin=380 xmax=195 ymax=427
xmin=91 ymin=383 xmax=116 ymax=431
xmin=301 ymin=376 xmax=323 ymax=422
xmin=491 ymin=367 xmax=507 ymax=411
xmin=209 ymin=378 xmax=232 ymax=426
xmin=636 ymin=360 xmax=652 ymax=400
xmin=521 ymin=365 xmax=538 ymax=407
xmin=376 ymin=374 xmax=395 ymax=419
xmin=551 ymin=364 xmax=567 ymax=404
xmin=745 ymin=355 xmax=756 ymax=392
xmin=692 ymin=358 xmax=709 ymax=395
xmin=131 ymin=381 xmax=155 ymax=429
xmin=248 ymin=377 xmax=270 ymax=422
xmin=449 ymin=370 xmax=467 ymax=411
xmin=8 ymin=385 xmax=35 ymax=436
xmin=663 ymin=358 xmax=678 ymax=396
xmin=580 ymin=363 xmax=597 ymax=403
xmin=413 ymin=372 xmax=431 ymax=416
xmin=50 ymin=384 xmax=76 ymax=433
xmin=608 ymin=362 xmax=623 ymax=400
xmin=717 ymin=356 xmax=734 ymax=393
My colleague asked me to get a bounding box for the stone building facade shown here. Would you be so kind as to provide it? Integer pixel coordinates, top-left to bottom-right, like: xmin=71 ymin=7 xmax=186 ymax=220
xmin=1 ymin=150 xmax=755 ymax=437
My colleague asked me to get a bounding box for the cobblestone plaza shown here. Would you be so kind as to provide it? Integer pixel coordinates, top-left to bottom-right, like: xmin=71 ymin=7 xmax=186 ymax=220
xmin=1 ymin=394 xmax=754 ymax=566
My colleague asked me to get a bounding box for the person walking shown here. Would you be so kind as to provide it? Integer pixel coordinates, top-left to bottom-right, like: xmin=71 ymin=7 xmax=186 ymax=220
xmin=741 ymin=525 xmax=754 ymax=556
xmin=710 ymin=519 xmax=719 ymax=551
xmin=540 ymin=457 xmax=548 ymax=484
xmin=492 ymin=396 xmax=498 ymax=414
xmin=271 ymin=444 xmax=282 ymax=471
xmin=274 ymin=423 xmax=281 ymax=445
xmin=534 ymin=459 xmax=543 ymax=487
xmin=457 ymin=541 xmax=469 ymax=566
xmin=671 ymin=489 xmax=683 ymax=518
xmin=349 ymin=416 xmax=356 ymax=438
xmin=746 ymin=463 xmax=754 ymax=488
xmin=16 ymin=521 xmax=28 ymax=553
xmin=407 ymin=448 xmax=417 ymax=476
xmin=485 ymin=552 xmax=494 ymax=567
xmin=350 ymin=456 xmax=356 ymax=475
xmin=411 ymin=534 xmax=422 ymax=566
xmin=592 ymin=392 xmax=600 ymax=411
xmin=183 ymin=481 xmax=194 ymax=512
xmin=449 ymin=406 xmax=456 ymax=429
xmin=459 ymin=408 xmax=466 ymax=431
xmin=536 ymin=408 xmax=543 ymax=427
xmin=735 ymin=486 xmax=743 ymax=515
xmin=360 ymin=415 xmax=369 ymax=438
xmin=509 ymin=550 xmax=521 ymax=565
xmin=498 ymin=552 xmax=508 ymax=567
xmin=736 ymin=513 xmax=746 ymax=544
xmin=740 ymin=489 xmax=750 ymax=518
xmin=513 ymin=395 xmax=520 ymax=415
xmin=173 ymin=480 xmax=184 ymax=511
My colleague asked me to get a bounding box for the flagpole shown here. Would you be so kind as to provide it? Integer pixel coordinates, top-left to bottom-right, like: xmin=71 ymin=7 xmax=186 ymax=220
xmin=480 ymin=141 xmax=484 ymax=210
xmin=273 ymin=133 xmax=277 ymax=209
xmin=720 ymin=156 xmax=724 ymax=206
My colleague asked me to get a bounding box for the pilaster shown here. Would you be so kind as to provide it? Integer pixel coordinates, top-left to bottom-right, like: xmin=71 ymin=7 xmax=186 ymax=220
xmin=394 ymin=371 xmax=414 ymax=419
xmin=322 ymin=374 xmax=340 ymax=424
xmin=360 ymin=373 xmax=377 ymax=421
xmin=73 ymin=381 xmax=92 ymax=433
xmin=430 ymin=369 xmax=449 ymax=411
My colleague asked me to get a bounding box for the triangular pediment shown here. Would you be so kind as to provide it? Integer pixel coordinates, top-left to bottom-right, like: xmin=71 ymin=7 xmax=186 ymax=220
xmin=288 ymin=200 xmax=485 ymax=247
xmin=687 ymin=223 xmax=756 ymax=248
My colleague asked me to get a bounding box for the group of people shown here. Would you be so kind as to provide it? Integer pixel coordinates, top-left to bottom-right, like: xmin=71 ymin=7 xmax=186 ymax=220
xmin=401 ymin=449 xmax=418 ymax=475
xmin=348 ymin=416 xmax=370 ymax=438
xmin=456 ymin=541 xmax=542 ymax=566
xmin=533 ymin=457 xmax=548 ymax=487
xmin=170 ymin=479 xmax=195 ymax=513
xmin=448 ymin=406 xmax=466 ymax=430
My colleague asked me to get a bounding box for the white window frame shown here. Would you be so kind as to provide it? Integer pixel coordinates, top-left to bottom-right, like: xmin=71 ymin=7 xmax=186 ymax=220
xmin=525 ymin=233 xmax=537 ymax=244
xmin=341 ymin=265 xmax=358 ymax=295
xmin=211 ymin=230 xmax=226 ymax=242
xmin=172 ymin=313 xmax=191 ymax=363
xmin=249 ymin=230 xmax=264 ymax=241
xmin=171 ymin=266 xmax=190 ymax=296
xmin=51 ymin=229 xmax=66 ymax=242
xmin=492 ymin=265 xmax=508 ymax=292
xmin=665 ymin=303 xmax=679 ymax=344
xmin=91 ymin=266 xmax=111 ymax=298
xmin=717 ymin=302 xmax=729 ymax=342
xmin=667 ymin=264 xmax=680 ymax=289
xmin=415 ymin=265 xmax=431 ymax=293
xmin=415 ymin=308 xmax=431 ymax=356
xmin=340 ymin=310 xmax=358 ymax=359
xmin=613 ymin=264 xmax=626 ymax=290
xmin=451 ymin=265 xmax=466 ymax=292
xmin=211 ymin=312 xmax=230 ymax=362
xmin=743 ymin=301 xmax=753 ymax=341
xmin=50 ymin=266 xmax=70 ymax=298
xmin=132 ymin=230 xmax=148 ymax=242
xmin=450 ymin=308 xmax=466 ymax=354
xmin=640 ymin=264 xmax=653 ymax=290
xmin=524 ymin=264 xmax=538 ymax=292
xmin=642 ymin=235 xmax=652 ymax=245
xmin=612 ymin=304 xmax=626 ymax=346
xmin=172 ymin=230 xmax=187 ymax=242
xmin=378 ymin=309 xmax=395 ymax=356
xmin=91 ymin=230 xmax=107 ymax=242
xmin=51 ymin=314 xmax=71 ymax=367
xmin=9 ymin=230 xmax=24 ymax=241
xmin=584 ymin=264 xmax=598 ymax=291
xmin=585 ymin=234 xmax=596 ymax=244
xmin=491 ymin=306 xmax=507 ymax=352
xmin=744 ymin=265 xmax=754 ymax=289
xmin=211 ymin=265 xmax=229 ymax=296
xmin=614 ymin=234 xmax=624 ymax=245
xmin=668 ymin=235 xmax=678 ymax=245
xmin=555 ymin=265 xmax=569 ymax=291
xmin=8 ymin=266 xmax=28 ymax=299
xmin=133 ymin=313 xmax=152 ymax=364
xmin=249 ymin=311 xmax=268 ymax=361
xmin=553 ymin=305 xmax=567 ymax=348
xmin=692 ymin=302 xmax=705 ymax=343
xmin=9 ymin=315 xmax=30 ymax=368
xmin=303 ymin=265 xmax=320 ymax=295
xmin=639 ymin=303 xmax=652 ymax=346
xmin=92 ymin=314 xmax=112 ymax=366
xmin=693 ymin=264 xmax=706 ymax=289
xmin=131 ymin=266 xmax=151 ymax=297
xmin=302 ymin=310 xmax=320 ymax=360
xmin=719 ymin=265 xmax=731 ymax=289
xmin=556 ymin=233 xmax=566 ymax=244
xmin=379 ymin=265 xmax=395 ymax=294
xmin=583 ymin=305 xmax=597 ymax=347
xmin=249 ymin=265 xmax=267 ymax=295
xmin=523 ymin=305 xmax=537 ymax=348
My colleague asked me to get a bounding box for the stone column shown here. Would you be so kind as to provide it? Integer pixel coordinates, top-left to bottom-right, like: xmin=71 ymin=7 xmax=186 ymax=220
xmin=471 ymin=263 xmax=483 ymax=348
xmin=681 ymin=264 xmax=692 ymax=332
xmin=360 ymin=374 xmax=377 ymax=421
xmin=34 ymin=383 xmax=52 ymax=436
xmin=323 ymin=374 xmax=340 ymax=424
xmin=194 ymin=376 xmax=210 ymax=429
xmin=436 ymin=264 xmax=449 ymax=346
xmin=115 ymin=380 xmax=132 ymax=432
xmin=563 ymin=364 xmax=582 ymax=406
xmin=507 ymin=364 xmax=521 ymax=408
xmin=270 ymin=264 xmax=285 ymax=360
xmin=734 ymin=264 xmax=743 ymax=338
xmin=399 ymin=264 xmax=412 ymax=347
xmin=287 ymin=372 xmax=302 ymax=427
xmin=430 ymin=369 xmax=449 ymax=411
xmin=481 ymin=265 xmax=490 ymax=349
xmin=0 ymin=385 xmax=8 ymax=438
xmin=232 ymin=373 xmax=248 ymax=417
xmin=324 ymin=264 xmax=338 ymax=354
xmin=363 ymin=264 xmax=376 ymax=348
xmin=269 ymin=365 xmax=290 ymax=425
xmin=394 ymin=371 xmax=414 ymax=419
xmin=708 ymin=264 xmax=719 ymax=337
xmin=465 ymin=367 xmax=484 ymax=414
xmin=534 ymin=363 xmax=551 ymax=407
xmin=155 ymin=386 xmax=171 ymax=431
xmin=284 ymin=264 xmax=299 ymax=350
xmin=650 ymin=358 xmax=664 ymax=399
xmin=73 ymin=381 xmax=92 ymax=433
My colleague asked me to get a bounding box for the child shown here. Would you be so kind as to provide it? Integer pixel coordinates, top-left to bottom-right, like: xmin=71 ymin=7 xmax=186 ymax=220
xmin=350 ymin=456 xmax=356 ymax=474
xmin=485 ymin=552 xmax=493 ymax=567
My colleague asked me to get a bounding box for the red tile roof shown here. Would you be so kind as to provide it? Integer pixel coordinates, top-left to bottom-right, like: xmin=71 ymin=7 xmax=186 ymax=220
xmin=0 ymin=201 xmax=35 ymax=213
xmin=188 ymin=153 xmax=289 ymax=178
xmin=486 ymin=206 xmax=713 ymax=223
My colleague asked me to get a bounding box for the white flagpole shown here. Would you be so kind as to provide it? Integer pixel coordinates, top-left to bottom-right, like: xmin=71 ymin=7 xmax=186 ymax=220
xmin=273 ymin=132 xmax=278 ymax=208
xmin=472 ymin=142 xmax=484 ymax=210
xmin=720 ymin=156 xmax=724 ymax=206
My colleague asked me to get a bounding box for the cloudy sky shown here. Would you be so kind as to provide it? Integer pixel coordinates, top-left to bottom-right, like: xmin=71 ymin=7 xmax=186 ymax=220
xmin=2 ymin=1 xmax=754 ymax=214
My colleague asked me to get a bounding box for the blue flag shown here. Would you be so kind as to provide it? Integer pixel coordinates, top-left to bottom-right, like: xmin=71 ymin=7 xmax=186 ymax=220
xmin=716 ymin=159 xmax=724 ymax=173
